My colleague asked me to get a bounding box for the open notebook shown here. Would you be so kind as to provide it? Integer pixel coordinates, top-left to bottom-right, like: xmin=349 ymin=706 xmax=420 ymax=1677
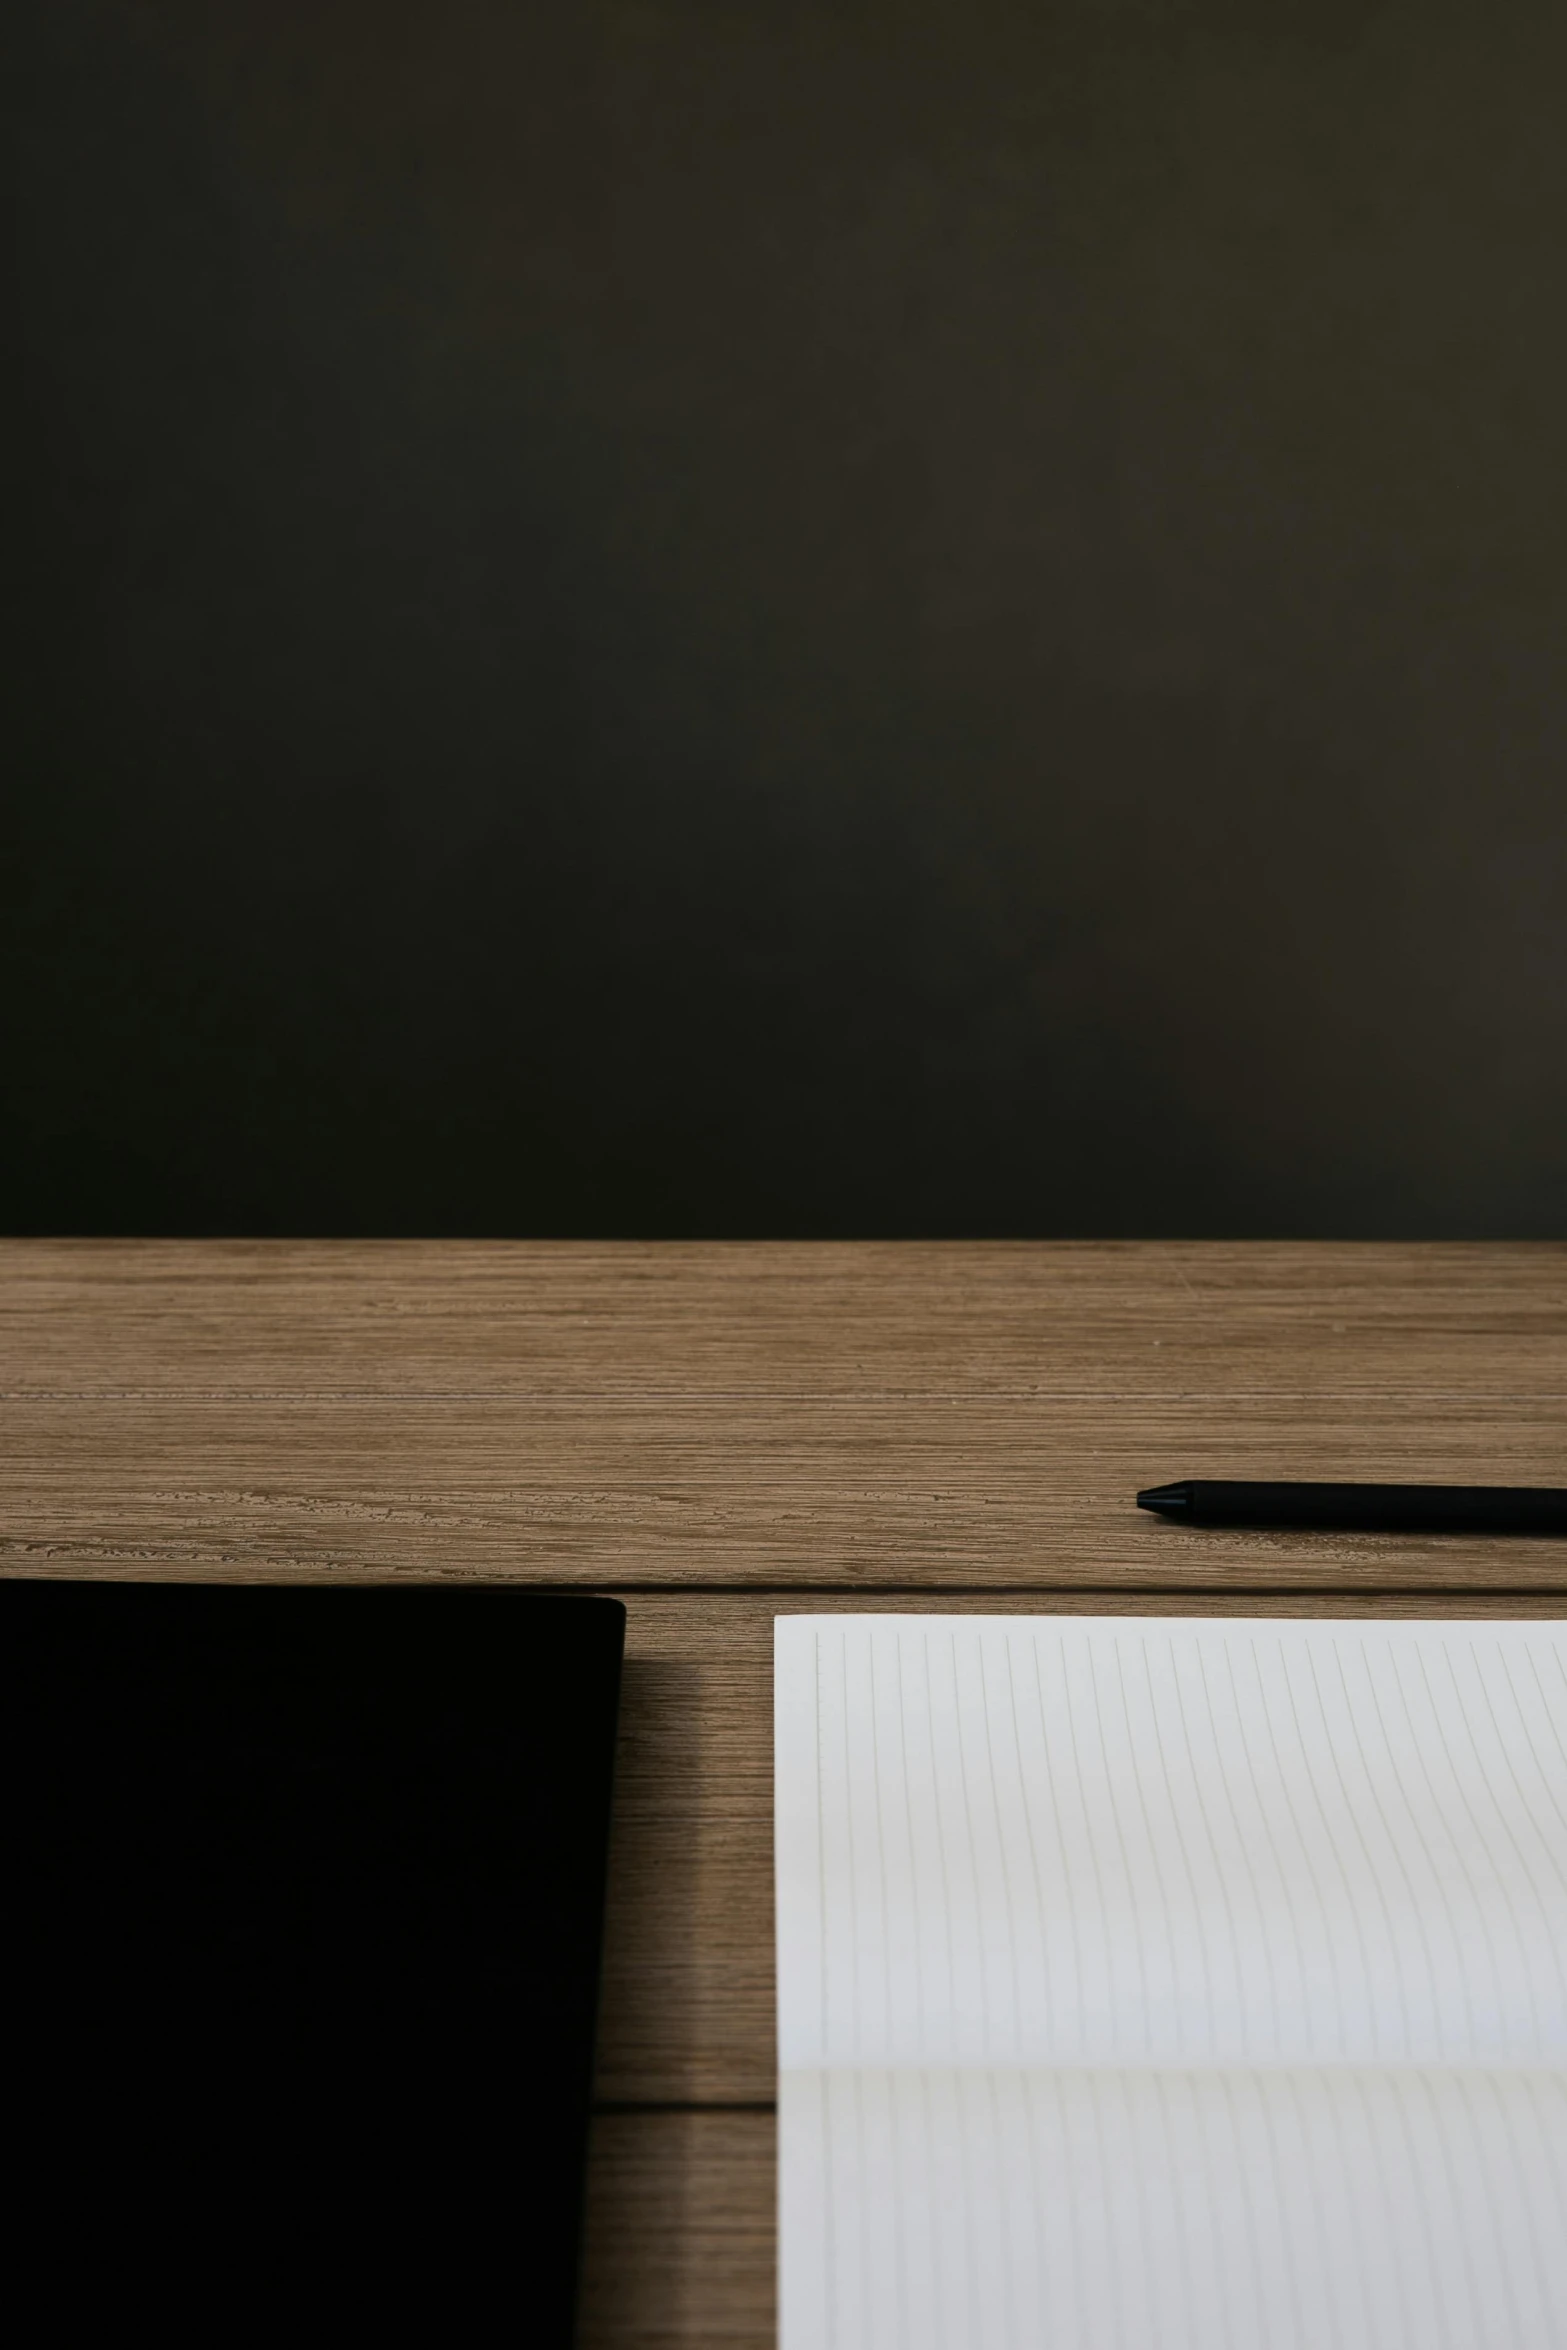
xmin=775 ymin=1616 xmax=1567 ymax=2349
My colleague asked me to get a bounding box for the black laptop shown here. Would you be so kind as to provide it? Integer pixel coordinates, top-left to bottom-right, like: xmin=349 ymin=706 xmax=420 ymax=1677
xmin=0 ymin=1581 xmax=625 ymax=2345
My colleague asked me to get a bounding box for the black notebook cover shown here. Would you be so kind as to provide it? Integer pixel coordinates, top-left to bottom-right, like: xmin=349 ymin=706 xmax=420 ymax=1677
xmin=0 ymin=1580 xmax=625 ymax=2345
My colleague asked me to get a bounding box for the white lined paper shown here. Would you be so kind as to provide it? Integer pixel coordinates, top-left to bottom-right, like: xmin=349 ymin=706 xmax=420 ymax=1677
xmin=776 ymin=1617 xmax=1567 ymax=2347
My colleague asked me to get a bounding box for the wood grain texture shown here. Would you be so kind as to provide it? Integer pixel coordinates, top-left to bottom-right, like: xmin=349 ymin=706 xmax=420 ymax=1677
xmin=579 ymin=2110 xmax=775 ymax=2350
xmin=6 ymin=1241 xmax=1567 ymax=1397
xmin=16 ymin=1391 xmax=1567 ymax=1588
xmin=6 ymin=1242 xmax=1567 ymax=1590
xmin=6 ymin=1241 xmax=1566 ymax=2344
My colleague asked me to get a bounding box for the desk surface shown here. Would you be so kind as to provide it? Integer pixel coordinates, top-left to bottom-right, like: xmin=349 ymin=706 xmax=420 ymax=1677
xmin=6 ymin=1240 xmax=1567 ymax=2345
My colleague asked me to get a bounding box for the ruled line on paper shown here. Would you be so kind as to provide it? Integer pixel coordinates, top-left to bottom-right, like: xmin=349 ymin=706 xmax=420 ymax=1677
xmin=798 ymin=2066 xmax=1567 ymax=2350
xmin=776 ymin=1616 xmax=1567 ymax=2350
xmin=780 ymin=1617 xmax=1567 ymax=2070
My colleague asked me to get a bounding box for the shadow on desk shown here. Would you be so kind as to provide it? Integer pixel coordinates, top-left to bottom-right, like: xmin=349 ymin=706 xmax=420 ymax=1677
xmin=580 ymin=2108 xmax=774 ymax=2349
xmin=583 ymin=1649 xmax=774 ymax=2345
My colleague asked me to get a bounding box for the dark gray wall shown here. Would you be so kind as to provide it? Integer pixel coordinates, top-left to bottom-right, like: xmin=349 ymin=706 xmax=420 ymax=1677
xmin=7 ymin=0 xmax=1566 ymax=1234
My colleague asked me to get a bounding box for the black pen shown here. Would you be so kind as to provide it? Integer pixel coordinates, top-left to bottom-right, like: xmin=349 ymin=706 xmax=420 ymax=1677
xmin=1136 ymin=1480 xmax=1567 ymax=1533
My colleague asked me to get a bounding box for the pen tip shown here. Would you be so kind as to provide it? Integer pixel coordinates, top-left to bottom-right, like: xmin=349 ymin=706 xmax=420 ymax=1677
xmin=1137 ymin=1482 xmax=1191 ymax=1516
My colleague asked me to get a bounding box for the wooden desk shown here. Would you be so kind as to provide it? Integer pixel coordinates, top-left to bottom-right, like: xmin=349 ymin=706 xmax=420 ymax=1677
xmin=6 ymin=1240 xmax=1567 ymax=2344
